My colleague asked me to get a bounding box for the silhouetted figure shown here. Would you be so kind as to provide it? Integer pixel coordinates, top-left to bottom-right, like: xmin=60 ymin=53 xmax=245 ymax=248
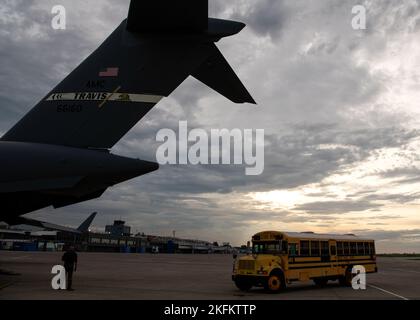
xmin=62 ymin=246 xmax=78 ymax=291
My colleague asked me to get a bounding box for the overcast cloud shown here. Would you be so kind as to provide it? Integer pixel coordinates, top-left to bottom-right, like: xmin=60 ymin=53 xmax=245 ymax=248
xmin=1 ymin=0 xmax=420 ymax=253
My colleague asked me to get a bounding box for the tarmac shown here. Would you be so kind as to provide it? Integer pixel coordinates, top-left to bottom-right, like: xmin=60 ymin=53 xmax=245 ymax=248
xmin=0 ymin=251 xmax=419 ymax=300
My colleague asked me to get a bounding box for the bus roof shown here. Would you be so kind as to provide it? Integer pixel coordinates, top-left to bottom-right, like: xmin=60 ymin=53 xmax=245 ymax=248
xmin=253 ymin=231 xmax=374 ymax=242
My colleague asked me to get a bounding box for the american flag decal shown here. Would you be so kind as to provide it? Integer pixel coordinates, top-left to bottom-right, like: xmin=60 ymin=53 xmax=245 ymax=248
xmin=99 ymin=67 xmax=119 ymax=77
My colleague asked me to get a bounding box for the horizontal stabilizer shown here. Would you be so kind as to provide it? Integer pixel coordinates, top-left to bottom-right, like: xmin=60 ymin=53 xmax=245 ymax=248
xmin=192 ymin=44 xmax=256 ymax=104
xmin=127 ymin=0 xmax=208 ymax=33
xmin=207 ymin=18 xmax=246 ymax=39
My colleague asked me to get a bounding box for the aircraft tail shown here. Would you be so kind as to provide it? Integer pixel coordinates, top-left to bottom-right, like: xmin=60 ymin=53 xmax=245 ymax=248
xmin=76 ymin=211 xmax=97 ymax=232
xmin=8 ymin=211 xmax=97 ymax=234
xmin=1 ymin=0 xmax=255 ymax=149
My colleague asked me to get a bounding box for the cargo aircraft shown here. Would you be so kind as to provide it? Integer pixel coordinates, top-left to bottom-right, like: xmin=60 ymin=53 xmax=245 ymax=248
xmin=0 ymin=0 xmax=255 ymax=224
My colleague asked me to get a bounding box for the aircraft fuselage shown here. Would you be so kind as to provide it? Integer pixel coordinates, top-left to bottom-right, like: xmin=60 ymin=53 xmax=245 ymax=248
xmin=0 ymin=141 xmax=158 ymax=222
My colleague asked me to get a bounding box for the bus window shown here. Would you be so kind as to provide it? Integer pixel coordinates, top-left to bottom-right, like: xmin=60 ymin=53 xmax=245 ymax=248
xmin=253 ymin=244 xmax=263 ymax=253
xmin=357 ymin=242 xmax=365 ymax=255
xmin=310 ymin=241 xmax=320 ymax=256
xmin=369 ymin=242 xmax=376 ymax=255
xmin=331 ymin=245 xmax=336 ymax=256
xmin=282 ymin=241 xmax=288 ymax=254
xmin=337 ymin=242 xmax=344 ymax=256
xmin=321 ymin=241 xmax=329 ymax=256
xmin=350 ymin=242 xmax=357 ymax=255
xmin=252 ymin=241 xmax=286 ymax=254
xmin=343 ymin=242 xmax=350 ymax=255
xmin=365 ymin=242 xmax=371 ymax=255
xmin=300 ymin=240 xmax=309 ymax=256
xmin=289 ymin=243 xmax=297 ymax=257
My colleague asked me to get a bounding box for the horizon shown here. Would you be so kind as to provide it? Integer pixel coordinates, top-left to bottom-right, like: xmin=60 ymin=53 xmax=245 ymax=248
xmin=1 ymin=0 xmax=419 ymax=254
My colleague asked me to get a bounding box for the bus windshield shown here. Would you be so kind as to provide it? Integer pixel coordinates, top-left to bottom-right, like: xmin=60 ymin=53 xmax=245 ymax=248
xmin=252 ymin=241 xmax=287 ymax=254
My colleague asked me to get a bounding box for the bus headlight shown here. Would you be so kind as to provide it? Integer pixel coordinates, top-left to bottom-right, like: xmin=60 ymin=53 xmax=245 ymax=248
xmin=257 ymin=266 xmax=268 ymax=275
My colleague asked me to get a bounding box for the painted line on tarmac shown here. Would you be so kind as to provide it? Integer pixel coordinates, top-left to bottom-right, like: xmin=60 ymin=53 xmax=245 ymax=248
xmin=4 ymin=255 xmax=32 ymax=260
xmin=387 ymin=268 xmax=420 ymax=274
xmin=0 ymin=282 xmax=14 ymax=290
xmin=368 ymin=284 xmax=409 ymax=300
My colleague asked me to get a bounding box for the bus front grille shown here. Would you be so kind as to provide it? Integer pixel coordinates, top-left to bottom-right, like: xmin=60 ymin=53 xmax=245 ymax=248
xmin=238 ymin=260 xmax=255 ymax=271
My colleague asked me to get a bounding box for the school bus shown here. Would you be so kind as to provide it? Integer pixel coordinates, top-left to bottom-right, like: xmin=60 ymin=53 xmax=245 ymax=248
xmin=232 ymin=231 xmax=377 ymax=292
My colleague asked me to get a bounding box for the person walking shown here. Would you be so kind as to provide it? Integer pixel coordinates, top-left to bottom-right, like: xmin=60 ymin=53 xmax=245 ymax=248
xmin=62 ymin=245 xmax=78 ymax=291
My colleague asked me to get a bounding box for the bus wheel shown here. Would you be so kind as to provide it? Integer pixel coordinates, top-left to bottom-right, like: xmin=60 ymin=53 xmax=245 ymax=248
xmin=339 ymin=267 xmax=353 ymax=287
xmin=313 ymin=278 xmax=328 ymax=287
xmin=235 ymin=279 xmax=252 ymax=291
xmin=265 ymin=273 xmax=285 ymax=293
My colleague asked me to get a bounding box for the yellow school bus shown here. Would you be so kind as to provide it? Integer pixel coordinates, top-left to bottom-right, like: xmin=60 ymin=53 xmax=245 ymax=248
xmin=232 ymin=231 xmax=377 ymax=292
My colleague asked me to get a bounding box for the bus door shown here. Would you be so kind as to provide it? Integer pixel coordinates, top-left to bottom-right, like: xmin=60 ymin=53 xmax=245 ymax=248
xmin=329 ymin=240 xmax=338 ymax=266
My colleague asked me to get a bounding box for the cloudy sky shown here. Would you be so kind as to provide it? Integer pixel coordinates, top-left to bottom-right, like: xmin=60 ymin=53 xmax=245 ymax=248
xmin=1 ymin=0 xmax=420 ymax=253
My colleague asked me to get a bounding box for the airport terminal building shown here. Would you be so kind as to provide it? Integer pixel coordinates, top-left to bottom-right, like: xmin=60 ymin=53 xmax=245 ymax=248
xmin=0 ymin=220 xmax=233 ymax=254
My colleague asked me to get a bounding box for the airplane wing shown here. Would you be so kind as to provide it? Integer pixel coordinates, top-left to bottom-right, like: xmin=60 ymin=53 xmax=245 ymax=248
xmin=9 ymin=212 xmax=97 ymax=234
xmin=1 ymin=0 xmax=255 ymax=150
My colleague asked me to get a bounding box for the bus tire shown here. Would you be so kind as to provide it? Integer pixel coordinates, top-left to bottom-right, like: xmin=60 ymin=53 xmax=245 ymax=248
xmin=339 ymin=266 xmax=353 ymax=287
xmin=313 ymin=277 xmax=328 ymax=287
xmin=235 ymin=279 xmax=252 ymax=291
xmin=265 ymin=270 xmax=285 ymax=293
